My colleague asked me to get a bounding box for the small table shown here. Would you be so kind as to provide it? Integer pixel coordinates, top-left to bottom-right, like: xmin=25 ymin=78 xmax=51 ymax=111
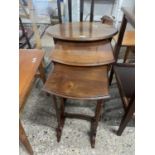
xmin=43 ymin=63 xmax=109 ymax=148
xmin=19 ymin=49 xmax=45 ymax=155
xmin=44 ymin=21 xmax=117 ymax=148
xmin=51 ymin=40 xmax=115 ymax=66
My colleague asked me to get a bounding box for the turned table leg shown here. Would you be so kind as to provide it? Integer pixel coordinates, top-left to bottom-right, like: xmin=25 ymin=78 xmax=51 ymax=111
xmin=91 ymin=99 xmax=103 ymax=148
xmin=19 ymin=120 xmax=33 ymax=155
xmin=38 ymin=61 xmax=46 ymax=84
xmin=52 ymin=95 xmax=65 ymax=142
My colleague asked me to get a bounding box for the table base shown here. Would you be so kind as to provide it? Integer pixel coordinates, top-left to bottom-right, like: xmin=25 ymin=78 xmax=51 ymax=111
xmin=52 ymin=95 xmax=104 ymax=148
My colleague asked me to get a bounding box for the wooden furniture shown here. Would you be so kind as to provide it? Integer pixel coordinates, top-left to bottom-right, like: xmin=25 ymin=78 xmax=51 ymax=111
xmin=47 ymin=22 xmax=117 ymax=42
xmin=19 ymin=49 xmax=46 ymax=154
xmin=43 ymin=63 xmax=110 ymax=148
xmin=109 ymin=7 xmax=135 ymax=85
xmin=113 ymin=31 xmax=135 ymax=63
xmin=51 ymin=40 xmax=115 ymax=66
xmin=113 ymin=63 xmax=135 ymax=135
xmin=43 ymin=19 xmax=117 ymax=147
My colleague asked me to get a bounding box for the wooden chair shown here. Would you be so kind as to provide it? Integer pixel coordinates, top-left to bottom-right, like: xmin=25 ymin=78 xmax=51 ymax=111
xmin=19 ymin=17 xmax=33 ymax=49
xmin=113 ymin=63 xmax=135 ymax=136
xmin=109 ymin=7 xmax=135 ymax=85
xmin=57 ymin=0 xmax=95 ymax=23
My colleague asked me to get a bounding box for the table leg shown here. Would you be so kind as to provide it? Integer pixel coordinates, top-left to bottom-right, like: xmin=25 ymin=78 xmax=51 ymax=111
xmin=90 ymin=99 xmax=103 ymax=148
xmin=19 ymin=120 xmax=33 ymax=155
xmin=52 ymin=95 xmax=65 ymax=142
xmin=38 ymin=61 xmax=46 ymax=84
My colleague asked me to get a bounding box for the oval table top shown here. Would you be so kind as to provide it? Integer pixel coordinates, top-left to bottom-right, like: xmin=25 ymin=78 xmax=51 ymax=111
xmin=46 ymin=22 xmax=117 ymax=41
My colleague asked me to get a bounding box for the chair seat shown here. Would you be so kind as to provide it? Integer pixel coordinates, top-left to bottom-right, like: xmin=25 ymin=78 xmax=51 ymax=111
xmin=43 ymin=63 xmax=109 ymax=100
xmin=51 ymin=40 xmax=115 ymax=66
xmin=114 ymin=64 xmax=135 ymax=98
xmin=113 ymin=31 xmax=135 ymax=46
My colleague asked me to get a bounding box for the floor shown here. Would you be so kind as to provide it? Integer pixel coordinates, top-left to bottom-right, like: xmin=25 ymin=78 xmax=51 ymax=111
xmin=20 ymin=3 xmax=135 ymax=154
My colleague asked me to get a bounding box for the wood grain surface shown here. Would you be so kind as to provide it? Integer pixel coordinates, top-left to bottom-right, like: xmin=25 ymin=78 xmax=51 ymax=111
xmin=51 ymin=40 xmax=115 ymax=66
xmin=19 ymin=49 xmax=44 ymax=111
xmin=43 ymin=63 xmax=109 ymax=100
xmin=47 ymin=22 xmax=117 ymax=41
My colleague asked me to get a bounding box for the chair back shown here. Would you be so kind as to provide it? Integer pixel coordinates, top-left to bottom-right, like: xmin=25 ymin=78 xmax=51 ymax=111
xmin=57 ymin=0 xmax=95 ymax=23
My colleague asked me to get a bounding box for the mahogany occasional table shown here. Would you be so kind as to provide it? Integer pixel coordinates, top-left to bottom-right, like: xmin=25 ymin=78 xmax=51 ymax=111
xmin=44 ymin=21 xmax=117 ymax=148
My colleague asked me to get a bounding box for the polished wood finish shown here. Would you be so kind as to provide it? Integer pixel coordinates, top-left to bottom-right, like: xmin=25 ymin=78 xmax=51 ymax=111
xmin=51 ymin=40 xmax=115 ymax=66
xmin=56 ymin=0 xmax=95 ymax=23
xmin=43 ymin=63 xmax=109 ymax=100
xmin=46 ymin=22 xmax=117 ymax=41
xmin=113 ymin=63 xmax=135 ymax=135
xmin=43 ymin=62 xmax=110 ymax=147
xmin=113 ymin=31 xmax=135 ymax=46
xmin=19 ymin=49 xmax=46 ymax=154
xmin=19 ymin=49 xmax=45 ymax=110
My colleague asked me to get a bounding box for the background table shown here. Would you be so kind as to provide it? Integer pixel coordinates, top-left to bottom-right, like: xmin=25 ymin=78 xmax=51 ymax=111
xmin=19 ymin=49 xmax=45 ymax=155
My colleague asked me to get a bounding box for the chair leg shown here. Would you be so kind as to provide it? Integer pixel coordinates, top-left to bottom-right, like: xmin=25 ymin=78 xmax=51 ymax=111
xmin=117 ymin=101 xmax=135 ymax=136
xmin=52 ymin=95 xmax=65 ymax=142
xmin=123 ymin=46 xmax=130 ymax=63
xmin=19 ymin=120 xmax=33 ymax=155
xmin=91 ymin=99 xmax=103 ymax=148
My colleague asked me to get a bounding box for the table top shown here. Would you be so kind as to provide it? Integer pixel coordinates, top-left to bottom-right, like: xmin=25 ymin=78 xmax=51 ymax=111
xmin=43 ymin=63 xmax=109 ymax=100
xmin=51 ymin=40 xmax=115 ymax=66
xmin=122 ymin=7 xmax=135 ymax=28
xmin=19 ymin=49 xmax=44 ymax=111
xmin=47 ymin=22 xmax=117 ymax=41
